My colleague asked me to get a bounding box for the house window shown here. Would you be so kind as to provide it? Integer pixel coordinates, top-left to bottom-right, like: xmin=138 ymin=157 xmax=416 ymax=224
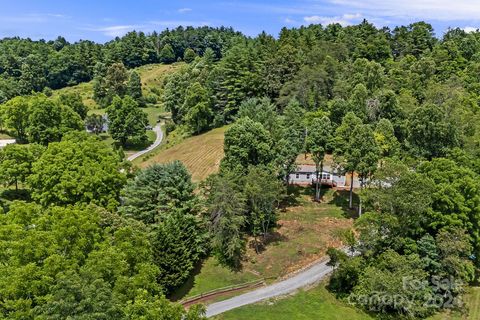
xmin=296 ymin=173 xmax=299 ymax=179
xmin=306 ymin=174 xmax=310 ymax=179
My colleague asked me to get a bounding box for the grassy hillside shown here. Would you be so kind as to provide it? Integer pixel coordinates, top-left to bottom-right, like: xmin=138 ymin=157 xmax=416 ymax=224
xmin=135 ymin=63 xmax=182 ymax=95
xmin=171 ymin=188 xmax=354 ymax=304
xmin=50 ymin=62 xmax=183 ymax=154
xmin=52 ymin=62 xmax=184 ymax=109
xmin=135 ymin=126 xmax=227 ymax=182
xmin=214 ymin=281 xmax=372 ymax=320
xmin=214 ymin=286 xmax=480 ymax=320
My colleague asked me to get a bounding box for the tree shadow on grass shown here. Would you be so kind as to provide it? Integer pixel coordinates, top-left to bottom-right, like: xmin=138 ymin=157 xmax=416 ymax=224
xmin=329 ymin=190 xmax=359 ymax=219
xmin=248 ymin=231 xmax=289 ymax=254
xmin=282 ymin=184 xmax=304 ymax=208
xmin=283 ymin=184 xmax=321 ymax=207
xmin=168 ymin=259 xmax=204 ymax=301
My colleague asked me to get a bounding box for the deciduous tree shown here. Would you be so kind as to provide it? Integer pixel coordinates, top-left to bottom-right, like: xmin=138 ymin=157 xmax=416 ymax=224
xmin=28 ymin=132 xmax=126 ymax=209
xmin=306 ymin=116 xmax=332 ymax=201
xmin=106 ymin=95 xmax=148 ymax=147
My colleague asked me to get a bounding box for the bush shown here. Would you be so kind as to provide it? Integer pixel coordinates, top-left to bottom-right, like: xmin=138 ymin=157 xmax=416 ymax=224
xmin=165 ymin=120 xmax=176 ymax=134
xmin=145 ymin=93 xmax=158 ymax=104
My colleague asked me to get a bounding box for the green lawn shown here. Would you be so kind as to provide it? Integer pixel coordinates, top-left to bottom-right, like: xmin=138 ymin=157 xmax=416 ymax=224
xmin=171 ymin=258 xmax=260 ymax=301
xmin=213 ymin=281 xmax=372 ymax=320
xmin=428 ymin=287 xmax=480 ymax=320
xmin=213 ymin=283 xmax=480 ymax=320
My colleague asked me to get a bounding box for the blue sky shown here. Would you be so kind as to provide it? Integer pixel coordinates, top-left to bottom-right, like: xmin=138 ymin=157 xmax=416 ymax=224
xmin=2 ymin=0 xmax=480 ymax=42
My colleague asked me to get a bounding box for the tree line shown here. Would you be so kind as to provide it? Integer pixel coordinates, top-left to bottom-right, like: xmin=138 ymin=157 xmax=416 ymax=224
xmin=0 ymin=26 xmax=241 ymax=103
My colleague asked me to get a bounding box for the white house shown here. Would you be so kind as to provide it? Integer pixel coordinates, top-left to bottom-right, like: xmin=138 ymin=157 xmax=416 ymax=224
xmin=289 ymin=165 xmax=337 ymax=187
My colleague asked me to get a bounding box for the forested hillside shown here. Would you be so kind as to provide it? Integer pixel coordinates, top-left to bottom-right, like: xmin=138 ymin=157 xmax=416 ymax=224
xmin=2 ymin=20 xmax=480 ymax=319
xmin=0 ymin=26 xmax=241 ymax=102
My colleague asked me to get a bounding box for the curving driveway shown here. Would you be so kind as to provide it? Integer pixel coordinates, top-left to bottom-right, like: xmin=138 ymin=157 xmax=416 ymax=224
xmin=205 ymin=257 xmax=334 ymax=317
xmin=127 ymin=123 xmax=163 ymax=162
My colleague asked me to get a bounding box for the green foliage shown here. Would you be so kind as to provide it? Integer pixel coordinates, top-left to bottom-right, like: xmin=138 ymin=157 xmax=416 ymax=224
xmin=120 ymin=161 xmax=196 ymax=225
xmin=127 ymin=70 xmax=143 ymax=105
xmin=276 ymin=99 xmax=306 ymax=183
xmin=374 ymin=118 xmax=400 ymax=157
xmin=151 ymin=212 xmax=206 ymax=292
xmin=213 ymin=40 xmax=263 ymax=121
xmin=0 ymin=201 xmax=204 ymax=319
xmin=106 ymin=95 xmax=148 ymax=147
xmin=106 ymin=62 xmax=128 ymax=100
xmin=31 ymin=95 xmax=80 ymax=144
xmin=408 ymin=103 xmax=461 ymax=159
xmin=0 ymin=94 xmax=83 ymax=145
xmin=244 ymin=166 xmax=284 ymax=249
xmin=58 ymin=92 xmax=88 ymax=120
xmin=203 ymin=173 xmax=247 ymax=269
xmin=160 ymin=44 xmax=176 ymax=63
xmin=183 ymin=82 xmax=213 ymax=134
xmin=85 ymin=113 xmax=106 ymax=134
xmin=237 ymin=97 xmax=279 ymax=133
xmin=220 ymin=117 xmax=274 ymax=174
xmin=1 ymin=96 xmax=30 ymax=142
xmin=351 ymin=250 xmax=436 ymax=317
xmin=120 ymin=161 xmax=207 ymax=294
xmin=0 ymin=143 xmax=44 ymax=190
xmin=334 ymin=112 xmax=380 ymax=209
xmin=27 ymin=132 xmax=126 ymax=209
xmin=306 ymin=116 xmax=332 ymax=201
xmin=183 ymin=48 xmax=197 ymax=63
xmin=332 ymin=158 xmax=479 ymax=318
xmin=418 ymin=158 xmax=480 ymax=261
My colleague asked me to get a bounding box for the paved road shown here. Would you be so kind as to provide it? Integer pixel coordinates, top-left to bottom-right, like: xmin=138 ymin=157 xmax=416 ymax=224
xmin=127 ymin=123 xmax=163 ymax=162
xmin=205 ymin=258 xmax=334 ymax=317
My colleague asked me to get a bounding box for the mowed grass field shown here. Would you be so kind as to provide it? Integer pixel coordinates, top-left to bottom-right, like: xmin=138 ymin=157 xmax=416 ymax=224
xmin=135 ymin=126 xmax=227 ymax=182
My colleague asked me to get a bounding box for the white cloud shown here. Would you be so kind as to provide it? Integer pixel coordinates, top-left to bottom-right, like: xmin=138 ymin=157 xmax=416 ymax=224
xmin=284 ymin=17 xmax=296 ymax=24
xmin=328 ymin=0 xmax=480 ymax=21
xmin=178 ymin=8 xmax=192 ymax=13
xmin=229 ymin=1 xmax=480 ymax=25
xmin=304 ymin=13 xmax=362 ymax=26
xmin=83 ymin=20 xmax=212 ymax=38
xmin=463 ymin=26 xmax=479 ymax=33
xmin=85 ymin=25 xmax=143 ymax=37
